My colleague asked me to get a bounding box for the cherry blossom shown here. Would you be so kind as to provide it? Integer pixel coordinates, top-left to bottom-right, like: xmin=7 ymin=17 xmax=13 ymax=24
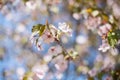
xmin=58 ymin=22 xmax=72 ymax=36
xmin=25 ymin=0 xmax=37 ymax=10
xmin=55 ymin=60 xmax=68 ymax=73
xmin=88 ymin=68 xmax=97 ymax=77
xmin=55 ymin=72 xmax=63 ymax=80
xmin=36 ymin=41 xmax=43 ymax=51
xmin=32 ymin=63 xmax=48 ymax=79
xmin=102 ymin=56 xmax=115 ymax=70
xmin=30 ymin=31 xmax=39 ymax=44
xmin=1 ymin=0 xmax=120 ymax=80
xmin=76 ymin=35 xmax=88 ymax=44
xmin=43 ymin=54 xmax=52 ymax=62
xmin=43 ymin=45 xmax=62 ymax=63
xmin=41 ymin=30 xmax=55 ymax=44
xmin=44 ymin=72 xmax=54 ymax=80
xmin=97 ymin=23 xmax=112 ymax=52
xmin=16 ymin=67 xmax=25 ymax=80
xmin=49 ymin=24 xmax=58 ymax=37
xmin=85 ymin=16 xmax=101 ymax=30
xmin=48 ymin=45 xmax=62 ymax=54
xmin=53 ymin=55 xmax=68 ymax=73
xmin=98 ymin=23 xmax=112 ymax=36
xmin=98 ymin=40 xmax=110 ymax=52
xmin=72 ymin=12 xmax=81 ymax=20
xmin=30 ymin=31 xmax=44 ymax=51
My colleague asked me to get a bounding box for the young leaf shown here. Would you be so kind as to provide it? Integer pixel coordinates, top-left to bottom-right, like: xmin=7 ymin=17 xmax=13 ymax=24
xmin=107 ymin=29 xmax=120 ymax=47
xmin=23 ymin=0 xmax=29 ymax=3
xmin=32 ymin=24 xmax=46 ymax=36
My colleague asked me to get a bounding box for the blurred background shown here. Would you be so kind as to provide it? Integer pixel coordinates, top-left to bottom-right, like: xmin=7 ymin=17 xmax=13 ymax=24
xmin=0 ymin=0 xmax=120 ymax=80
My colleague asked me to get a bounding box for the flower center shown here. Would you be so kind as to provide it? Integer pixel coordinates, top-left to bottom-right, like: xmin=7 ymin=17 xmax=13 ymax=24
xmin=47 ymin=34 xmax=51 ymax=38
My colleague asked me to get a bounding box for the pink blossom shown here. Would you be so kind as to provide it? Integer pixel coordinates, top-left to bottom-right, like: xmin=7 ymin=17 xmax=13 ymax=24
xmin=55 ymin=60 xmax=68 ymax=73
xmin=48 ymin=45 xmax=62 ymax=54
xmin=44 ymin=45 xmax=62 ymax=63
xmin=44 ymin=72 xmax=54 ymax=80
xmin=88 ymin=68 xmax=97 ymax=77
xmin=53 ymin=55 xmax=68 ymax=73
xmin=98 ymin=23 xmax=112 ymax=36
xmin=32 ymin=63 xmax=48 ymax=79
xmin=37 ymin=42 xmax=43 ymax=51
xmin=102 ymin=56 xmax=115 ymax=70
xmin=85 ymin=16 xmax=101 ymax=30
xmin=42 ymin=30 xmax=55 ymax=44
xmin=98 ymin=40 xmax=110 ymax=52
xmin=49 ymin=24 xmax=58 ymax=37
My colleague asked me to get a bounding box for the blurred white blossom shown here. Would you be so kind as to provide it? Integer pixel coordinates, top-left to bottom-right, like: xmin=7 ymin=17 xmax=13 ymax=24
xmin=98 ymin=40 xmax=110 ymax=52
xmin=54 ymin=55 xmax=68 ymax=73
xmin=58 ymin=22 xmax=72 ymax=36
xmin=76 ymin=35 xmax=88 ymax=44
xmin=102 ymin=56 xmax=115 ymax=70
xmin=85 ymin=16 xmax=101 ymax=30
xmin=73 ymin=13 xmax=81 ymax=20
xmin=32 ymin=63 xmax=48 ymax=79
xmin=16 ymin=67 xmax=25 ymax=79
xmin=98 ymin=23 xmax=112 ymax=36
xmin=88 ymin=68 xmax=97 ymax=77
xmin=26 ymin=1 xmax=37 ymax=10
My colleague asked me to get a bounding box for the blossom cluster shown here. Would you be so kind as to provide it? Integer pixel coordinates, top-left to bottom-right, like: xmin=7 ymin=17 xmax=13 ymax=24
xmin=29 ymin=22 xmax=72 ymax=79
xmin=30 ymin=22 xmax=72 ymax=51
xmin=29 ymin=0 xmax=120 ymax=79
xmin=83 ymin=8 xmax=120 ymax=53
xmin=1 ymin=0 xmax=120 ymax=80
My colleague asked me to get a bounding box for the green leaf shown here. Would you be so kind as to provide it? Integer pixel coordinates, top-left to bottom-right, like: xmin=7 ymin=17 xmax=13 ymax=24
xmin=23 ymin=0 xmax=29 ymax=3
xmin=115 ymin=29 xmax=120 ymax=39
xmin=23 ymin=71 xmax=33 ymax=80
xmin=107 ymin=29 xmax=120 ymax=47
xmin=23 ymin=76 xmax=28 ymax=80
xmin=107 ymin=32 xmax=117 ymax=47
xmin=88 ymin=77 xmax=94 ymax=80
xmin=97 ymin=72 xmax=104 ymax=80
xmin=32 ymin=24 xmax=46 ymax=36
